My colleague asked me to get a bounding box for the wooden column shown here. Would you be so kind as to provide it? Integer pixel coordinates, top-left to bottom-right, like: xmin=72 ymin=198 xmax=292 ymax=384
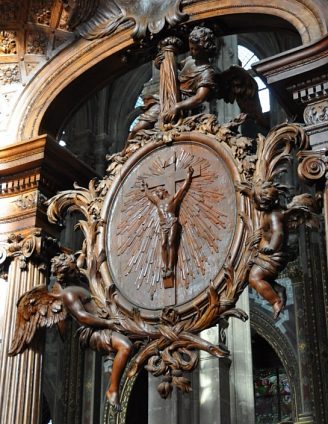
xmin=0 ymin=135 xmax=97 ymax=424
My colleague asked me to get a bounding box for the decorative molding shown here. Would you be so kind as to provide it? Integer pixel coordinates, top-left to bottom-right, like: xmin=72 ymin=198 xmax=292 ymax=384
xmin=0 ymin=64 xmax=20 ymax=85
xmin=303 ymin=99 xmax=328 ymax=125
xmin=28 ymin=0 xmax=53 ymax=26
xmin=291 ymin=75 xmax=328 ymax=105
xmin=63 ymin=0 xmax=187 ymax=40
xmin=26 ymin=31 xmax=48 ymax=55
xmin=0 ymin=2 xmax=18 ymax=24
xmin=0 ymin=31 xmax=17 ymax=55
xmin=11 ymin=192 xmax=47 ymax=210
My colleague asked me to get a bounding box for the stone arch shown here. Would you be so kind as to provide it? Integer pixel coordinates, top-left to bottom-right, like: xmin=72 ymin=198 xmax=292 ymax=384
xmin=250 ymin=305 xmax=302 ymax=419
xmin=11 ymin=0 xmax=327 ymax=142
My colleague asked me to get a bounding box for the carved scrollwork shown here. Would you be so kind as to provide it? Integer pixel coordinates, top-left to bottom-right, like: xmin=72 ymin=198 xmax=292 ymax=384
xmin=1 ymin=231 xmax=59 ymax=270
xmin=27 ymin=27 xmax=321 ymax=406
xmin=297 ymin=149 xmax=328 ymax=183
xmin=61 ymin=0 xmax=187 ymax=39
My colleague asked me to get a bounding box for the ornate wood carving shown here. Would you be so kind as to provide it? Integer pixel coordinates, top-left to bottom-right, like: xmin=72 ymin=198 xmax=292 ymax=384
xmin=9 ymin=27 xmax=324 ymax=413
xmin=62 ymin=0 xmax=187 ymax=39
xmin=0 ymin=135 xmax=98 ymax=239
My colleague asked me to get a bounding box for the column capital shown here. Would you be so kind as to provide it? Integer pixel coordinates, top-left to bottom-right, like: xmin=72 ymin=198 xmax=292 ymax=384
xmin=0 ymin=228 xmax=60 ymax=272
xmin=297 ymin=148 xmax=328 ymax=183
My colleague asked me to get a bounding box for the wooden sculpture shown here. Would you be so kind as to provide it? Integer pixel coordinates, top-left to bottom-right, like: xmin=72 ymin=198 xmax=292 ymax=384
xmin=237 ymin=181 xmax=319 ymax=318
xmin=129 ymin=26 xmax=265 ymax=141
xmin=141 ymin=165 xmax=194 ymax=287
xmin=9 ymin=25 xmax=319 ymax=414
xmin=9 ymin=253 xmax=133 ymax=412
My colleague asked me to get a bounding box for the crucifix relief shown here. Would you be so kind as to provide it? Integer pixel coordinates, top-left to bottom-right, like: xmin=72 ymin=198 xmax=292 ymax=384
xmin=141 ymin=158 xmax=200 ymax=289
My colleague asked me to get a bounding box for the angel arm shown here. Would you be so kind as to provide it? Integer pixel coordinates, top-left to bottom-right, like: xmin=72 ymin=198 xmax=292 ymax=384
xmin=141 ymin=181 xmax=158 ymax=205
xmin=175 ymin=87 xmax=211 ymax=112
xmin=62 ymin=290 xmax=114 ymax=329
xmin=173 ymin=166 xmax=194 ymax=204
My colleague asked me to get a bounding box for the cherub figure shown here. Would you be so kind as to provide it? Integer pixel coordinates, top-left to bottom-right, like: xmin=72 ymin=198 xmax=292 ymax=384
xmin=238 ymin=181 xmax=319 ymax=319
xmin=141 ymin=166 xmax=194 ymax=279
xmin=128 ymin=26 xmax=265 ymax=140
xmin=9 ymin=253 xmax=133 ymax=412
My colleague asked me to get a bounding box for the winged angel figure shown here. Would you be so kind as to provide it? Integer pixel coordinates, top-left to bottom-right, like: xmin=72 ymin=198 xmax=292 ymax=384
xmin=116 ymin=150 xmax=226 ymax=298
xmin=129 ymin=26 xmax=267 ymax=141
xmin=236 ymin=128 xmax=320 ymax=319
xmin=8 ymin=253 xmax=133 ymax=412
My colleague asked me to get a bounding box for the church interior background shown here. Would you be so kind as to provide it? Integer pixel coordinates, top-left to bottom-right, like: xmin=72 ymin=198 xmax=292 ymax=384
xmin=0 ymin=1 xmax=327 ymax=424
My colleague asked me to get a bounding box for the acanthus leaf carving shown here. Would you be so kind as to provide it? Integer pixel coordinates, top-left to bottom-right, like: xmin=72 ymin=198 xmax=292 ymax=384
xmin=61 ymin=0 xmax=187 ymax=39
xmin=0 ymin=31 xmax=17 ymax=54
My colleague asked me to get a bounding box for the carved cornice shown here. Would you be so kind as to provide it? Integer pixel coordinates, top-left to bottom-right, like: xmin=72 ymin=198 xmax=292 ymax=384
xmin=0 ymin=134 xmax=98 ymax=194
xmin=0 ymin=134 xmax=98 ymax=238
xmin=254 ymin=35 xmax=328 ymax=84
xmin=253 ymin=35 xmax=328 ymax=119
xmin=292 ymin=76 xmax=328 ymax=106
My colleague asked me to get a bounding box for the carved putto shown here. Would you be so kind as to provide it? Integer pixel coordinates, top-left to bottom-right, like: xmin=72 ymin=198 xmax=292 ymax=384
xmin=9 ymin=26 xmax=320 ymax=413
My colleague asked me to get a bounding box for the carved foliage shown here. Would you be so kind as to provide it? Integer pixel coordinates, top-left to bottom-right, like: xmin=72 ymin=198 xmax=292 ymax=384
xmin=63 ymin=0 xmax=186 ymax=39
xmin=26 ymin=31 xmax=48 ymax=55
xmin=45 ymin=115 xmax=320 ymax=399
xmin=0 ymin=64 xmax=20 ymax=85
xmin=28 ymin=0 xmax=53 ymax=26
xmin=0 ymin=31 xmax=17 ymax=55
xmin=303 ymin=99 xmax=328 ymax=126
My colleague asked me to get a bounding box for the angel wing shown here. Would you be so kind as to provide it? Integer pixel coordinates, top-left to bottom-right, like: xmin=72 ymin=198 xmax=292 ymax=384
xmin=116 ymin=149 xmax=227 ymax=298
xmin=216 ymin=65 xmax=269 ymax=129
xmin=285 ymin=193 xmax=320 ymax=230
xmin=8 ymin=283 xmax=67 ymax=356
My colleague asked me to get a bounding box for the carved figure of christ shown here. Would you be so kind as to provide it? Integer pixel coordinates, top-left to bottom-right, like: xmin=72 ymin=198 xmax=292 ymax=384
xmin=143 ymin=162 xmax=200 ymax=288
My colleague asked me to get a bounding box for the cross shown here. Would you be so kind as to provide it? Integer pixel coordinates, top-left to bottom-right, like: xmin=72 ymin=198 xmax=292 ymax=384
xmin=142 ymin=155 xmax=201 ymax=306
xmin=146 ymin=158 xmax=201 ymax=194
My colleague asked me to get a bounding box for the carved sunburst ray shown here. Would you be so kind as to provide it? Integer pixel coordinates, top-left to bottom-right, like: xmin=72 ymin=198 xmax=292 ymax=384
xmin=115 ymin=149 xmax=227 ymax=296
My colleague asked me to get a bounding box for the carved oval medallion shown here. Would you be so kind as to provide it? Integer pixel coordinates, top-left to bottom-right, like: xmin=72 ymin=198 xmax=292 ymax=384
xmin=100 ymin=133 xmax=243 ymax=319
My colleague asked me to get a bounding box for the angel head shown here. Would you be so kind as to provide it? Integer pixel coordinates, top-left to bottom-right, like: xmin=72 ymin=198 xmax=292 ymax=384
xmin=51 ymin=253 xmax=80 ymax=284
xmin=154 ymin=187 xmax=169 ymax=199
xmin=189 ymin=26 xmax=216 ymax=60
xmin=253 ymin=181 xmax=280 ymax=211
